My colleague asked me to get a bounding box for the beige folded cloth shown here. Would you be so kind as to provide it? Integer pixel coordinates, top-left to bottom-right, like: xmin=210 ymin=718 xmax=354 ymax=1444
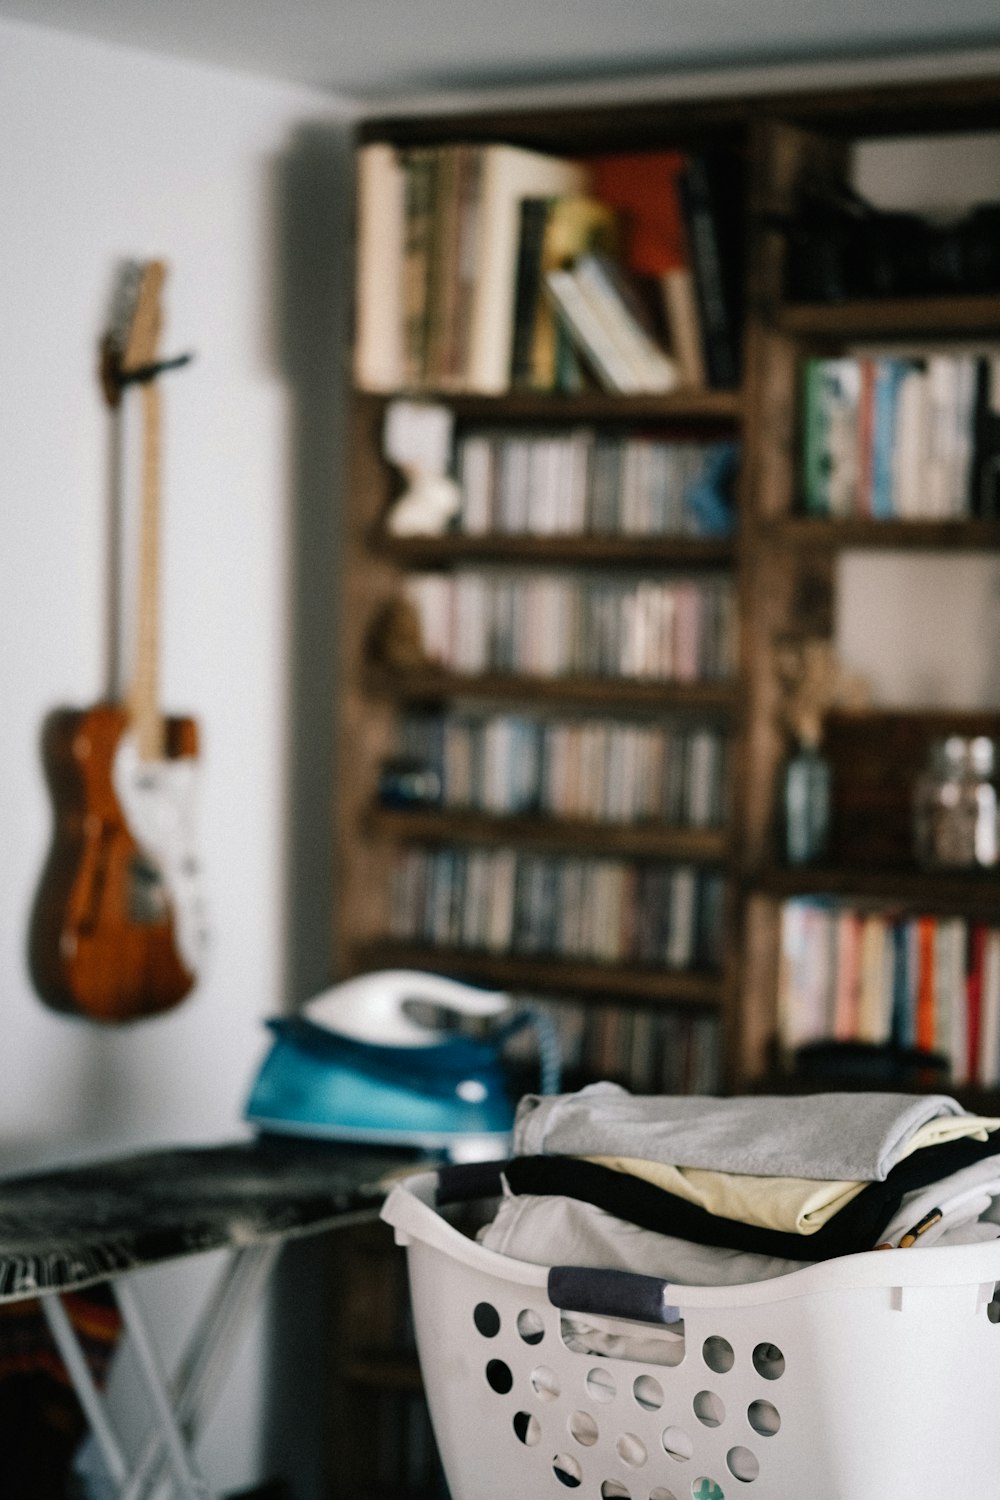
xmin=586 ymin=1114 xmax=1000 ymax=1235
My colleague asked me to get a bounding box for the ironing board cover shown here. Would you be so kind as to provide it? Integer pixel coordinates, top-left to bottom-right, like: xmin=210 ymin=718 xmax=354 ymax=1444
xmin=0 ymin=1137 xmax=413 ymax=1301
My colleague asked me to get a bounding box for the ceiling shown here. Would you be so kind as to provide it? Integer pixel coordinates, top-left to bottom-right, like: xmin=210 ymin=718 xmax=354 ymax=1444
xmin=2 ymin=0 xmax=1000 ymax=103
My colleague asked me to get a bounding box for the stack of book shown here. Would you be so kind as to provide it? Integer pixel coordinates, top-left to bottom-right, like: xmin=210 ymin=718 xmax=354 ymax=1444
xmin=389 ymin=848 xmax=725 ymax=970
xmin=404 ymin=569 xmax=735 ymax=681
xmin=505 ymin=994 xmax=722 ymax=1095
xmin=354 ymin=141 xmax=744 ymax=395
xmin=801 ymin=353 xmax=1000 ymax=519
xmin=454 ymin=427 xmax=739 ymax=536
xmin=396 ymin=710 xmax=729 ymax=828
xmin=778 ymin=897 xmax=1000 ymax=1087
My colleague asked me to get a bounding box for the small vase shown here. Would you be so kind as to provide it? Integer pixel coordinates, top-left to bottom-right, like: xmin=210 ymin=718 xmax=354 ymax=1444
xmin=783 ymin=742 xmax=831 ymax=865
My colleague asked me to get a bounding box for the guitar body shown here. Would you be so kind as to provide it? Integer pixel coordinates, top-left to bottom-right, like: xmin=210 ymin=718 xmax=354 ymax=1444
xmin=30 ymin=703 xmax=201 ymax=1022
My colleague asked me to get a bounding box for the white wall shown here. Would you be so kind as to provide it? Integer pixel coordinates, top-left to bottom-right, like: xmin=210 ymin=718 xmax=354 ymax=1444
xmin=0 ymin=19 xmax=352 ymax=1494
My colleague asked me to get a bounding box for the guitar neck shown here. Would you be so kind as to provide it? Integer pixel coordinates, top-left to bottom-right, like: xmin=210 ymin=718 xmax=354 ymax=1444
xmin=129 ymin=379 xmax=165 ymax=761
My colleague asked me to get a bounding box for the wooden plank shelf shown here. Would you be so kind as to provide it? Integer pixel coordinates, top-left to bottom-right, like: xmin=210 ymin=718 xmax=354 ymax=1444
xmin=355 ymin=387 xmax=744 ymax=423
xmin=349 ymin=941 xmax=725 ymax=1007
xmin=750 ymin=864 xmax=1000 ymax=914
xmin=374 ymin=532 xmax=738 ymax=568
xmin=775 ymin=293 xmax=1000 ymax=340
xmin=766 ymin=517 xmax=1000 ymax=550
xmin=364 ymin=668 xmax=739 ymax=712
xmin=368 ymin=805 xmax=730 ymax=861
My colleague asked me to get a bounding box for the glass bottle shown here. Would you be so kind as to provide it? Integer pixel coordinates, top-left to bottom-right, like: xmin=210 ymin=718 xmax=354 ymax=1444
xmin=783 ymin=740 xmax=831 ymax=866
xmin=913 ymin=735 xmax=999 ymax=870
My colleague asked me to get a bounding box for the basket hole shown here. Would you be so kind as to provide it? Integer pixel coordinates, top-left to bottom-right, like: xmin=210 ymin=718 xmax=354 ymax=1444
xmin=616 ymin=1433 xmax=647 ymax=1469
xmin=569 ymin=1410 xmax=599 ymax=1447
xmin=553 ymin=1454 xmax=582 ymax=1488
xmin=702 ymin=1336 xmax=734 ymax=1374
xmin=751 ymin=1343 xmax=785 ymax=1381
xmin=513 ymin=1411 xmax=541 ymax=1446
xmin=727 ymin=1447 xmax=759 ymax=1483
xmin=747 ymin=1400 xmax=780 ymax=1436
xmin=988 ymin=1298 xmax=1000 ymax=1324
xmin=601 ymin=1484 xmax=631 ymax=1499
xmin=694 ymin=1390 xmax=725 ymax=1428
xmin=691 ymin=1479 xmax=725 ymax=1499
xmin=662 ymin=1426 xmax=694 ymax=1463
xmin=486 ymin=1359 xmax=513 ymax=1394
xmin=586 ymin=1366 xmax=617 ymax=1403
xmin=633 ymin=1374 xmax=664 ymax=1411
xmin=518 ymin=1308 xmax=545 ymax=1344
xmin=650 ymin=1491 xmax=679 ymax=1500
xmin=474 ymin=1302 xmax=501 ymax=1338
xmin=531 ymin=1364 xmax=561 ymax=1402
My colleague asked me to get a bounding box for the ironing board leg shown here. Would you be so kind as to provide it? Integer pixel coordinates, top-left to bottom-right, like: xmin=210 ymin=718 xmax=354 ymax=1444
xmin=113 ymin=1279 xmax=217 ymax=1500
xmin=121 ymin=1243 xmax=280 ymax=1500
xmin=41 ymin=1291 xmax=131 ymax=1489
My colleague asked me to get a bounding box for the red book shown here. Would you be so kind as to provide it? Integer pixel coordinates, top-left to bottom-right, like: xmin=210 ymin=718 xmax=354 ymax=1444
xmin=915 ymin=917 xmax=937 ymax=1053
xmin=966 ymin=922 xmax=987 ymax=1083
xmin=855 ymin=358 xmax=876 ymax=518
xmin=585 ymin=151 xmax=706 ymax=388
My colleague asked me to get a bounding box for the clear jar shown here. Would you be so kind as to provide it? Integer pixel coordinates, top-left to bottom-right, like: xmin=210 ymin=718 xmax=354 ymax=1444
xmin=913 ymin=735 xmax=999 ymax=870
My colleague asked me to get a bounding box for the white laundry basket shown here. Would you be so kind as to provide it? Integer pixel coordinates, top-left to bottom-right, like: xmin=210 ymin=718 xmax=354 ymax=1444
xmin=381 ymin=1170 xmax=1000 ymax=1500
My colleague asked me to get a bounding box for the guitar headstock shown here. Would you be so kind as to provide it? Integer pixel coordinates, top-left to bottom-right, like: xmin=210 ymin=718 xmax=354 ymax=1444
xmin=100 ymin=259 xmax=167 ymax=407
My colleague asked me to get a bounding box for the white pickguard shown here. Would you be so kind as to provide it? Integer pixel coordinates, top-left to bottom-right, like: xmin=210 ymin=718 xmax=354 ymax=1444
xmin=112 ymin=731 xmax=209 ymax=978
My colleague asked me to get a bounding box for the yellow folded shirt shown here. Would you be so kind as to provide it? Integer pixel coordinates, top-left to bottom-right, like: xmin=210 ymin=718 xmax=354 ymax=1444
xmin=586 ymin=1114 xmax=1000 ymax=1235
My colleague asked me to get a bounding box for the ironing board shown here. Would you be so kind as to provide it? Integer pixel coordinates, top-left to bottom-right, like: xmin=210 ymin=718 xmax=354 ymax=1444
xmin=0 ymin=1136 xmax=418 ymax=1500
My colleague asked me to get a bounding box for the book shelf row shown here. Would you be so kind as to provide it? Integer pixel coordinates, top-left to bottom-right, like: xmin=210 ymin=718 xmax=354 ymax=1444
xmin=388 ymin=847 xmax=725 ymax=971
xmin=402 ymin=570 xmax=736 ymax=683
xmin=391 ymin=709 xmax=730 ymax=830
xmin=778 ymin=897 xmax=1000 ymax=1090
xmin=802 ymin=353 xmax=1000 ymax=521
xmin=354 ymin=140 xmax=741 ymax=397
xmin=453 ymin=426 xmax=739 ymax=539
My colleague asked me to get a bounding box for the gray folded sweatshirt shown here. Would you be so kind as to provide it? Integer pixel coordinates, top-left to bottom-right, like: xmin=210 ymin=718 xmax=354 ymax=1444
xmin=513 ymin=1082 xmax=965 ymax=1182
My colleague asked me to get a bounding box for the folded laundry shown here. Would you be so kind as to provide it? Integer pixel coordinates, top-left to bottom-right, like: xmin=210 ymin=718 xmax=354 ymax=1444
xmin=502 ymin=1133 xmax=1000 ymax=1260
xmin=478 ymin=1189 xmax=811 ymax=1285
xmin=514 ymin=1082 xmax=975 ymax=1181
xmin=877 ymin=1157 xmax=1000 ymax=1249
xmin=585 ymin=1110 xmax=1000 ymax=1234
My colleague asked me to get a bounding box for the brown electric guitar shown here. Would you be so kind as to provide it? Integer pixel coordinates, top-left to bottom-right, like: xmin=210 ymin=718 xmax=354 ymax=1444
xmin=30 ymin=262 xmax=207 ymax=1021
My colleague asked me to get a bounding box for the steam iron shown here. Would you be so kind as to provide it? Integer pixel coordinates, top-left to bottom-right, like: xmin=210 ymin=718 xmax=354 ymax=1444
xmin=245 ymin=969 xmax=560 ymax=1161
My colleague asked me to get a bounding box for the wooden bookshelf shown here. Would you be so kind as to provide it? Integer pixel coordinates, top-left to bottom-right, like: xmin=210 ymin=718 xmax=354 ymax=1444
xmin=331 ymin=69 xmax=1000 ymax=1499
xmin=369 ymin=804 xmax=729 ymax=860
xmin=364 ymin=667 xmax=739 ymax=711
xmin=373 ymin=533 xmax=738 ymax=567
xmin=776 ymin=293 xmax=1000 ymax=339
xmin=348 ymin=941 xmax=725 ymax=1007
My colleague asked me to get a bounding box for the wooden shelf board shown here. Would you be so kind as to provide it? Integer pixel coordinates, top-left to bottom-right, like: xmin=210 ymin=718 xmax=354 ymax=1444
xmin=776 ymin=293 xmax=1000 ymax=339
xmin=369 ymin=806 xmax=730 ymax=861
xmin=768 ymin=517 xmax=1000 ymax=549
xmin=349 ymin=942 xmax=724 ymax=1007
xmin=751 ymin=864 xmax=1000 ymax=912
xmin=365 ymin=669 xmax=738 ymax=711
xmin=374 ymin=533 xmax=738 ymax=567
xmin=355 ymin=388 xmax=743 ymax=423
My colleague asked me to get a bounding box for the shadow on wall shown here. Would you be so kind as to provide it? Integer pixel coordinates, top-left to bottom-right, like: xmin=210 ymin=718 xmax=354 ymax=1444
xmin=261 ymin=122 xmax=356 ymax=1500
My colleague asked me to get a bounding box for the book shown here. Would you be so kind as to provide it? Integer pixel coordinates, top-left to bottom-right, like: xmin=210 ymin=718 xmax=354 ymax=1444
xmin=587 ymin=149 xmax=707 ymax=389
xmin=353 ymin=144 xmax=406 ymax=391
xmin=466 ymin=144 xmax=589 ymax=394
xmin=677 ymin=150 xmax=745 ymax=389
xmin=546 ymin=254 xmax=679 ymax=394
xmin=510 ymin=194 xmax=618 ymax=390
